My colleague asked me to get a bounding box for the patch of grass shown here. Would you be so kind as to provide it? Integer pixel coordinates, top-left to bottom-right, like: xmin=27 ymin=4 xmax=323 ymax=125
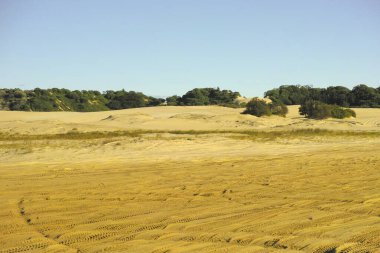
xmin=232 ymin=128 xmax=380 ymax=140
xmin=170 ymin=129 xmax=380 ymax=139
xmin=0 ymin=130 xmax=148 ymax=141
xmin=1 ymin=128 xmax=380 ymax=142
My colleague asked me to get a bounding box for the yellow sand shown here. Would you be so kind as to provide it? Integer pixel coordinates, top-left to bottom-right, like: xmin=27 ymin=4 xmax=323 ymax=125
xmin=0 ymin=106 xmax=379 ymax=252
xmin=0 ymin=105 xmax=379 ymax=134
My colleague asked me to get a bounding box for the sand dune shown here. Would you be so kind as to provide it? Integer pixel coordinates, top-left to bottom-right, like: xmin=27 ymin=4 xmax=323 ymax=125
xmin=0 ymin=106 xmax=379 ymax=252
xmin=0 ymin=106 xmax=379 ymax=134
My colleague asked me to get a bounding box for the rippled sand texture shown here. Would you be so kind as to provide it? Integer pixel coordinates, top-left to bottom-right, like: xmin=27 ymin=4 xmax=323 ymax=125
xmin=0 ymin=106 xmax=379 ymax=253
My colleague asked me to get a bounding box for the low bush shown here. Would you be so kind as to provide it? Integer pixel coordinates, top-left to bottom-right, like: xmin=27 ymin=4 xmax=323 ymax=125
xmin=270 ymin=101 xmax=288 ymax=117
xmin=299 ymin=100 xmax=331 ymax=119
xmin=331 ymin=107 xmax=356 ymax=119
xmin=243 ymin=98 xmax=288 ymax=117
xmin=243 ymin=99 xmax=271 ymax=117
xmin=300 ymin=100 xmax=356 ymax=119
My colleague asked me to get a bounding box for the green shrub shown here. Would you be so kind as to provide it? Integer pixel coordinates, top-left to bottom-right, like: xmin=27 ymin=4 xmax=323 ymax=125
xmin=270 ymin=101 xmax=288 ymax=117
xmin=300 ymin=100 xmax=356 ymax=119
xmin=243 ymin=99 xmax=271 ymax=117
xmin=344 ymin=108 xmax=356 ymax=118
xmin=239 ymin=102 xmax=247 ymax=108
xmin=166 ymin=95 xmax=181 ymax=106
xmin=330 ymin=107 xmax=345 ymax=119
xmin=243 ymin=98 xmax=288 ymax=117
xmin=331 ymin=107 xmax=356 ymax=119
xmin=299 ymin=100 xmax=331 ymax=119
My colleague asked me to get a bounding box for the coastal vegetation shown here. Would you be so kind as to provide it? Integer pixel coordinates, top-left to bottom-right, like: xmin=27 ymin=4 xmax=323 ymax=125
xmin=265 ymin=84 xmax=380 ymax=108
xmin=1 ymin=85 xmax=379 ymax=119
xmin=299 ymin=100 xmax=356 ymax=119
xmin=242 ymin=98 xmax=288 ymax=117
xmin=0 ymin=87 xmax=240 ymax=111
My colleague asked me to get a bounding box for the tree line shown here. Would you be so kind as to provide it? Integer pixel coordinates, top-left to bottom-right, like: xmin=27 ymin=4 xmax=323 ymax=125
xmin=264 ymin=84 xmax=380 ymax=108
xmin=1 ymin=84 xmax=379 ymax=113
xmin=166 ymin=88 xmax=241 ymax=106
xmin=0 ymin=87 xmax=240 ymax=112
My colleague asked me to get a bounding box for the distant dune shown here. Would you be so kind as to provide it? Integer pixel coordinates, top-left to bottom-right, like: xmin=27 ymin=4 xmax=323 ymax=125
xmin=0 ymin=105 xmax=379 ymax=134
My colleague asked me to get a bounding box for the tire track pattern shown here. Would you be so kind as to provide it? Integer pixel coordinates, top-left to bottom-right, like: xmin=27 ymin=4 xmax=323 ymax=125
xmin=1 ymin=146 xmax=379 ymax=252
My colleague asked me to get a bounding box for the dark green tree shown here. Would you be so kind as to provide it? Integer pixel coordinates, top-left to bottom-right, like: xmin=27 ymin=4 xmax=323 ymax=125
xmin=180 ymin=88 xmax=210 ymax=105
xmin=299 ymin=100 xmax=332 ymax=119
xmin=350 ymin=84 xmax=379 ymax=107
xmin=166 ymin=95 xmax=180 ymax=106
xmin=321 ymin=86 xmax=351 ymax=106
xmin=105 ymin=90 xmax=146 ymax=109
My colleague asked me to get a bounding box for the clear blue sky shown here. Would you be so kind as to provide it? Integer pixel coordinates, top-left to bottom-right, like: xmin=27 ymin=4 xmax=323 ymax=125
xmin=0 ymin=0 xmax=379 ymax=97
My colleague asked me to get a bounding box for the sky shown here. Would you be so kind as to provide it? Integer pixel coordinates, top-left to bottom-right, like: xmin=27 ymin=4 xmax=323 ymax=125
xmin=0 ymin=0 xmax=379 ymax=97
